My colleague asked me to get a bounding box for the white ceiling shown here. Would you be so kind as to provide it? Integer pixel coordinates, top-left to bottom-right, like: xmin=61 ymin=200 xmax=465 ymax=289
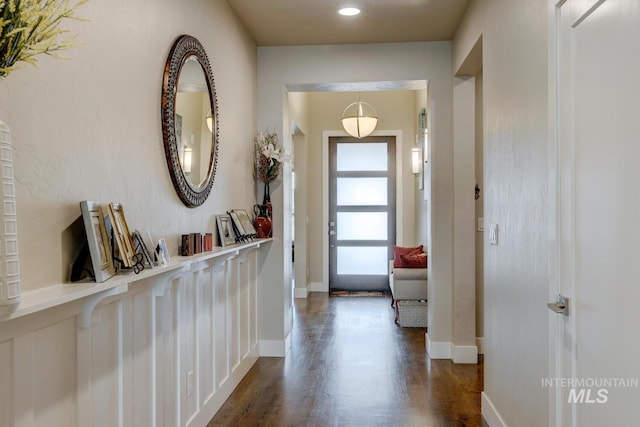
xmin=225 ymin=0 xmax=471 ymax=46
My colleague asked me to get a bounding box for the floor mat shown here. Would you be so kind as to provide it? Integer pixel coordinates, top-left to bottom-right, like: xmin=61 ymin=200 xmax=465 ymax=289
xmin=330 ymin=290 xmax=391 ymax=297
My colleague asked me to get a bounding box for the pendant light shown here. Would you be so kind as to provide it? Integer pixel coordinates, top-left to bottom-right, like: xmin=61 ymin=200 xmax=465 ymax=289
xmin=341 ymin=99 xmax=378 ymax=138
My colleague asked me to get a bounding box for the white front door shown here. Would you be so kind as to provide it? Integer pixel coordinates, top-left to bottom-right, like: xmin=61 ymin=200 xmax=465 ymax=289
xmin=550 ymin=0 xmax=640 ymax=425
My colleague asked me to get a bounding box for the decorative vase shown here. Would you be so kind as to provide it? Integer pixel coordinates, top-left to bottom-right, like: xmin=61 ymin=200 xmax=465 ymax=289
xmin=254 ymin=204 xmax=272 ymax=238
xmin=262 ymin=182 xmax=272 ymax=219
xmin=0 ymin=119 xmax=21 ymax=316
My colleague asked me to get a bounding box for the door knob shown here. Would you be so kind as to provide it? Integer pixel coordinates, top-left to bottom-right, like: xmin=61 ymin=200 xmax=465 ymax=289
xmin=547 ymin=294 xmax=569 ymax=316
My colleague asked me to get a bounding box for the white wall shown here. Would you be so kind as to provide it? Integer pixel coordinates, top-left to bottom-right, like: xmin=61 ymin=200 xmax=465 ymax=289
xmin=475 ymin=70 xmax=484 ymax=346
xmin=287 ymin=92 xmax=310 ymax=298
xmin=453 ymin=0 xmax=549 ymax=425
xmin=0 ymin=0 xmax=257 ymax=290
xmin=257 ymin=42 xmax=455 ymax=354
xmin=414 ymin=88 xmax=429 ymax=247
xmin=452 ymin=76 xmax=477 ymax=360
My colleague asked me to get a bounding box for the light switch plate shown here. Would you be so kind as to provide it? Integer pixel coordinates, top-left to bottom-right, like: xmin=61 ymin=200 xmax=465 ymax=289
xmin=489 ymin=223 xmax=498 ymax=245
xmin=477 ymin=217 xmax=484 ymax=232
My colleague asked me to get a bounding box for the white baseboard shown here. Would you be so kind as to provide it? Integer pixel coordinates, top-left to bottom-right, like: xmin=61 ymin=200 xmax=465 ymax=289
xmin=425 ymin=333 xmax=452 ymax=359
xmin=476 ymin=337 xmax=485 ymax=355
xmin=293 ymin=286 xmax=309 ymax=299
xmin=426 ymin=334 xmax=478 ymax=364
xmin=259 ymin=340 xmax=286 ymax=357
xmin=452 ymin=345 xmax=478 ymax=364
xmin=309 ymin=282 xmax=327 ymax=293
xmin=482 ymin=392 xmax=508 ymax=427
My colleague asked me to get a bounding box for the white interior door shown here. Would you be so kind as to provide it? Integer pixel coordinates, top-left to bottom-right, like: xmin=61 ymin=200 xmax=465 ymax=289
xmin=551 ymin=0 xmax=640 ymax=425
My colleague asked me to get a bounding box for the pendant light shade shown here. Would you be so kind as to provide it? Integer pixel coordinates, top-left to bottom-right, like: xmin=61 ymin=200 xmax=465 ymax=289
xmin=341 ymin=101 xmax=378 ymax=138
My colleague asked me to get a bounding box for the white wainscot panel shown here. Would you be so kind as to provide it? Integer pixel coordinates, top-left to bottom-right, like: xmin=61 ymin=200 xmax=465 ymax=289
xmin=0 ymin=240 xmax=269 ymax=427
xmin=90 ymin=301 xmax=121 ymax=427
xmin=33 ymin=317 xmax=77 ymax=426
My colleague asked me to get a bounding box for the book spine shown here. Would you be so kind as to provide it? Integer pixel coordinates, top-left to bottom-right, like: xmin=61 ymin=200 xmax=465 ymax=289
xmin=181 ymin=234 xmax=189 ymax=256
xmin=190 ymin=232 xmax=200 ymax=254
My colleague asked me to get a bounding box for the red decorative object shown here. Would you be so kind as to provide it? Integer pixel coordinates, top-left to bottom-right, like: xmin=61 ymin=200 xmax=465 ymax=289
xmin=254 ymin=204 xmax=272 ymax=238
xmin=397 ymin=252 xmax=427 ymax=268
xmin=392 ymin=245 xmax=424 ymax=268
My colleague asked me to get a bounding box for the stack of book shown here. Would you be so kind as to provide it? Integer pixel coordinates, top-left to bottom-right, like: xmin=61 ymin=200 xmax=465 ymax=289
xmin=181 ymin=232 xmax=213 ymax=256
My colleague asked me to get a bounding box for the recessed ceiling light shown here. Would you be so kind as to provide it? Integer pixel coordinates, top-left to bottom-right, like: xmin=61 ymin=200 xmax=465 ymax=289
xmin=339 ymin=7 xmax=361 ymax=16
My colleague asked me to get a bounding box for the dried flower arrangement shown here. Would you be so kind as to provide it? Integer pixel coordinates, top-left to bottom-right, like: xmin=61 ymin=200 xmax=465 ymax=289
xmin=254 ymin=131 xmax=285 ymax=184
xmin=0 ymin=0 xmax=87 ymax=78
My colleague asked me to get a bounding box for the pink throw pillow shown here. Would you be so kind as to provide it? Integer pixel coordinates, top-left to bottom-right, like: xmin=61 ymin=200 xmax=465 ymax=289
xmin=393 ymin=245 xmax=424 ymax=268
xmin=398 ymin=252 xmax=427 ymax=268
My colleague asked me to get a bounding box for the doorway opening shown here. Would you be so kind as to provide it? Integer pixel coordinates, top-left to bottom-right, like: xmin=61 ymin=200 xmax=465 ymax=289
xmin=285 ymin=83 xmax=427 ymax=301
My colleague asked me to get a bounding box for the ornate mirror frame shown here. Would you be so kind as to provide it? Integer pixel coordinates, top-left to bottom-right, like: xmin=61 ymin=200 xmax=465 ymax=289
xmin=161 ymin=35 xmax=219 ymax=208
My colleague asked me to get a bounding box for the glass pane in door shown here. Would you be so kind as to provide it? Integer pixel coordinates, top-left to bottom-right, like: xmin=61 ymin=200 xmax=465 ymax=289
xmin=337 ymin=212 xmax=388 ymax=240
xmin=337 ymin=178 xmax=388 ymax=206
xmin=336 ymin=247 xmax=388 ymax=275
xmin=337 ymin=143 xmax=388 ymax=171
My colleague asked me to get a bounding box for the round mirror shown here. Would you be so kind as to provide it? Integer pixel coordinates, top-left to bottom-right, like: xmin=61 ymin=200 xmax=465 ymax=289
xmin=161 ymin=35 xmax=219 ymax=207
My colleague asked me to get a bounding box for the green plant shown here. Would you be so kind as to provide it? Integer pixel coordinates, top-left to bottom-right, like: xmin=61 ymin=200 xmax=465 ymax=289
xmin=0 ymin=0 xmax=87 ymax=78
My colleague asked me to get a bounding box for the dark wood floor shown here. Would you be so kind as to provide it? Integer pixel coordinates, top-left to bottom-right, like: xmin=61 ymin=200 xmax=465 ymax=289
xmin=208 ymin=293 xmax=483 ymax=427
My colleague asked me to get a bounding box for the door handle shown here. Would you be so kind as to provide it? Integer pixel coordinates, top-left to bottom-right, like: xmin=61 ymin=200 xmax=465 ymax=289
xmin=329 ymin=230 xmax=336 ymax=236
xmin=547 ymin=294 xmax=569 ymax=316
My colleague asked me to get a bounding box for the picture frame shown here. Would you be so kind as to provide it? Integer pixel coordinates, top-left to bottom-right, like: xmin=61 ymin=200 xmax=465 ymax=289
xmin=156 ymin=238 xmax=170 ymax=266
xmin=79 ymin=201 xmax=115 ymax=282
xmin=216 ymin=214 xmax=236 ymax=247
xmin=229 ymin=209 xmax=259 ymax=242
xmin=228 ymin=210 xmax=247 ymax=241
xmin=107 ymin=202 xmax=136 ymax=268
xmin=235 ymin=209 xmax=258 ymax=237
xmin=132 ymin=230 xmax=154 ymax=268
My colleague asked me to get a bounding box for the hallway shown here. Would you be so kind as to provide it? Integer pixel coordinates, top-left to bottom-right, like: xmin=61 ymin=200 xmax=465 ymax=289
xmin=208 ymin=293 xmax=483 ymax=426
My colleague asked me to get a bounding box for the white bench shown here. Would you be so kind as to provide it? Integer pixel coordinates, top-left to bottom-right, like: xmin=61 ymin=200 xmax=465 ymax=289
xmin=389 ymin=260 xmax=427 ymax=327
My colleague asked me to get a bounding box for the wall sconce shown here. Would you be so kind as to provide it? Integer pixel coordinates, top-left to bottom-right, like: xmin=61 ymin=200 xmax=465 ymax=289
xmin=341 ymin=100 xmax=378 ymax=138
xmin=411 ymin=147 xmax=422 ymax=175
xmin=183 ymin=147 xmax=192 ymax=174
